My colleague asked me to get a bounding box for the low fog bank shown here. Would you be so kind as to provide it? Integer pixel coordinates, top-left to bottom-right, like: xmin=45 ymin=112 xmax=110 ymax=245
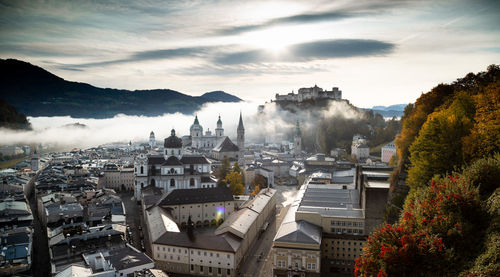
xmin=0 ymin=100 xmax=365 ymax=151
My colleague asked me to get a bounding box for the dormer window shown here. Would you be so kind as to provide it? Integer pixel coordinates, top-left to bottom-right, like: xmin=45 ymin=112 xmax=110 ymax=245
xmin=170 ymin=168 xmax=175 ymax=174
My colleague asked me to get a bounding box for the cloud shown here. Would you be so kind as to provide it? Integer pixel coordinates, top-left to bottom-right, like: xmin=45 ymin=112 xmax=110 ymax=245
xmin=216 ymin=10 xmax=354 ymax=35
xmin=214 ymin=39 xmax=395 ymax=65
xmin=0 ymin=99 xmax=364 ymax=150
xmin=57 ymin=47 xmax=212 ymax=70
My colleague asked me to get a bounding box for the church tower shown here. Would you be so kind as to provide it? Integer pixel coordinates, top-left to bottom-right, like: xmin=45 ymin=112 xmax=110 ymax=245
xmin=215 ymin=115 xmax=224 ymax=137
xmin=149 ymin=131 xmax=156 ymax=148
xmin=294 ymin=120 xmax=302 ymax=155
xmin=237 ymin=112 xmax=245 ymax=151
xmin=190 ymin=115 xmax=203 ymax=149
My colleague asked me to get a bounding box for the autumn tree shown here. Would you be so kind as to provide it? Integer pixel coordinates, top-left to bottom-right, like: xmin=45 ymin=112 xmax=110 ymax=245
xmin=407 ymin=92 xmax=475 ymax=188
xmin=356 ymin=156 xmax=499 ymax=276
xmin=224 ymin=171 xmax=244 ymax=195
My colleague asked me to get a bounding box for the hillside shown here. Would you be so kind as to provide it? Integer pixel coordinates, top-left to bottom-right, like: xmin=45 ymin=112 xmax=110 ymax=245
xmin=356 ymin=65 xmax=500 ymax=276
xmin=0 ymin=59 xmax=242 ymax=118
xmin=0 ymin=97 xmax=30 ymax=129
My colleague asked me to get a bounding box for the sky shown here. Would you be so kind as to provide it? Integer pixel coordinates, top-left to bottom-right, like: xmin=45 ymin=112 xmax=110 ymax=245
xmin=1 ymin=0 xmax=499 ymax=108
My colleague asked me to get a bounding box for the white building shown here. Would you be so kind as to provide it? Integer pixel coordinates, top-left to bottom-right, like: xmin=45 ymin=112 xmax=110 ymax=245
xmin=381 ymin=141 xmax=397 ymax=163
xmin=149 ymin=131 xmax=156 ymax=148
xmin=134 ymin=129 xmax=216 ymax=199
xmin=275 ymin=85 xmax=342 ymax=103
xmin=188 ymin=115 xmax=226 ymax=150
xmin=149 ymin=189 xmax=277 ymax=277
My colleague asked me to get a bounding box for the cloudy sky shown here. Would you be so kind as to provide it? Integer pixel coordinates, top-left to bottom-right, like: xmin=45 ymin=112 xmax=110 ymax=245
xmin=1 ymin=0 xmax=499 ymax=108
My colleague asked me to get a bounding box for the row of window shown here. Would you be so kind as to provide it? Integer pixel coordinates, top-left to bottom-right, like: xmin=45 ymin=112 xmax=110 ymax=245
xmin=190 ymin=265 xmax=230 ymax=275
xmin=330 ymin=221 xmax=363 ymax=227
xmin=330 ymin=228 xmax=364 ymax=234
xmin=276 ymin=260 xmax=317 ymax=271
xmin=156 ymin=246 xmax=231 ymax=259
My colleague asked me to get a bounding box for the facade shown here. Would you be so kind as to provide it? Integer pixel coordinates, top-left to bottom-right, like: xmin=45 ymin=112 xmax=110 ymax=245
xmin=146 ymin=187 xmax=237 ymax=228
xmin=381 ymin=141 xmax=396 ymax=163
xmin=275 ymin=85 xmax=342 ymax=103
xmin=189 ymin=115 xmax=226 ymax=150
xmin=134 ymin=129 xmax=216 ymax=199
xmin=98 ymin=163 xmax=134 ymax=191
xmin=294 ymin=120 xmax=302 ymax=155
xmin=351 ymin=143 xmax=369 ymax=160
xmin=148 ymin=189 xmax=277 ymax=277
xmin=272 ymin=166 xmax=390 ymax=276
xmin=212 ymin=137 xmax=240 ymax=161
xmin=150 ymin=131 xmax=156 ymax=148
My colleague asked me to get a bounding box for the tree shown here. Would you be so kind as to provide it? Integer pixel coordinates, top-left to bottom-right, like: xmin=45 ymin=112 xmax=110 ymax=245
xmin=355 ymin=156 xmax=498 ymax=277
xmin=407 ymin=92 xmax=475 ymax=188
xmin=233 ymin=162 xmax=242 ymax=174
xmin=217 ymin=156 xmax=230 ymax=186
xmin=251 ymin=185 xmax=260 ymax=196
xmin=224 ymin=171 xmax=244 ymax=195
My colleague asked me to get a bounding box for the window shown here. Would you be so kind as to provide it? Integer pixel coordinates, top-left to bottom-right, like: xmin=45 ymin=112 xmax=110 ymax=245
xmin=170 ymin=179 xmax=175 ymax=187
xmin=200 ymin=266 xmax=203 ymax=273
xmin=209 ymin=267 xmax=212 ymax=273
xmin=140 ymin=166 xmax=144 ymax=174
xmin=190 ymin=178 xmax=195 ymax=187
xmin=218 ymin=268 xmax=221 ymax=274
xmin=191 ymin=264 xmax=194 ymax=271
xmin=227 ymin=269 xmax=230 ymax=275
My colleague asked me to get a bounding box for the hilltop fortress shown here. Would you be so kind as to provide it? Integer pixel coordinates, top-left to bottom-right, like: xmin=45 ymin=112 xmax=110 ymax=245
xmin=274 ymin=84 xmax=342 ymax=103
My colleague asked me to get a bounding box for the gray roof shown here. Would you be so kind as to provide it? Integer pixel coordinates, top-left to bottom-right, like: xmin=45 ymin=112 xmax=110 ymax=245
xmin=158 ymin=187 xmax=234 ymax=206
xmin=162 ymin=156 xmax=183 ymax=166
xmin=107 ymin=245 xmax=154 ymax=270
xmin=213 ymin=137 xmax=239 ymax=152
xmin=154 ymin=228 xmax=241 ymax=252
xmin=274 ymin=220 xmax=322 ymax=245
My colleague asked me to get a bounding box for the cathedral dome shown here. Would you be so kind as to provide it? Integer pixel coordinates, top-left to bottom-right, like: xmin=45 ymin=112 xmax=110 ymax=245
xmin=189 ymin=115 xmax=203 ymax=133
xmin=164 ymin=129 xmax=183 ymax=148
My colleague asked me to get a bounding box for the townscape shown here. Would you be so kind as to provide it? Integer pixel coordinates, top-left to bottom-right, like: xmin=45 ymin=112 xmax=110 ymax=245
xmin=1 ymin=1 xmax=499 ymax=276
xmin=0 ymin=86 xmax=400 ymax=277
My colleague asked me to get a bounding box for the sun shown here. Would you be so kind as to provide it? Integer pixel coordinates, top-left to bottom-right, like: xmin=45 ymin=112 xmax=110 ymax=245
xmin=239 ymin=26 xmax=301 ymax=54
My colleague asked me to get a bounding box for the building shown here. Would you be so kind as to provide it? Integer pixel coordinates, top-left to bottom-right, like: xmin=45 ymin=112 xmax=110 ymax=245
xmin=381 ymin=141 xmax=396 ymax=163
xmin=237 ymin=112 xmax=245 ymax=152
xmin=134 ymin=129 xmax=216 ymax=199
xmin=98 ymin=163 xmax=135 ymax=191
xmin=351 ymin=135 xmax=370 ymax=160
xmin=212 ymin=137 xmax=240 ymax=161
xmin=275 ymin=85 xmax=342 ymax=103
xmin=148 ymin=189 xmax=277 ymax=277
xmin=150 ymin=131 xmax=156 ymax=148
xmin=188 ymin=115 xmax=226 ymax=150
xmin=272 ymin=166 xmax=390 ymax=276
xmin=0 ymin=146 xmax=24 ymax=156
xmin=144 ymin=187 xmax=236 ymax=228
xmin=0 ymin=227 xmax=33 ymax=275
xmin=294 ymin=120 xmax=302 ymax=155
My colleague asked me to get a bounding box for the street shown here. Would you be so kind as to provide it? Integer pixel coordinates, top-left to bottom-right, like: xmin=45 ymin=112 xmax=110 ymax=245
xmin=237 ymin=185 xmax=297 ymax=277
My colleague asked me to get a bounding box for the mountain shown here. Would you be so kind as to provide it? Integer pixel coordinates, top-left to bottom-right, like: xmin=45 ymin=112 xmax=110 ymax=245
xmin=0 ymin=97 xmax=31 ymax=129
xmin=0 ymin=59 xmax=242 ymax=118
xmin=366 ymin=104 xmax=406 ymax=118
xmin=372 ymin=104 xmax=407 ymax=111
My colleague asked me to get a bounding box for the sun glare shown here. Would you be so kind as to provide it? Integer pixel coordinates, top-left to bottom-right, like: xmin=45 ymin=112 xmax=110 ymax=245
xmin=240 ymin=26 xmax=302 ymax=54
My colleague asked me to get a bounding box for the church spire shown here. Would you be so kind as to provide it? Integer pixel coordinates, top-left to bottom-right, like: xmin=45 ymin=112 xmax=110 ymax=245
xmin=193 ymin=114 xmax=199 ymax=125
xmin=237 ymin=111 xmax=244 ymax=131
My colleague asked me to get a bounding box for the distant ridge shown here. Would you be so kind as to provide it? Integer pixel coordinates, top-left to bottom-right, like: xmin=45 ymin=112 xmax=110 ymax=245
xmin=0 ymin=59 xmax=242 ymax=118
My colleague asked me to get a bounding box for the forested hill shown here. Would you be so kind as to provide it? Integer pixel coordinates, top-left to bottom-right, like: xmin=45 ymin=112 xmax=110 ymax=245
xmin=0 ymin=97 xmax=30 ymax=129
xmin=356 ymin=65 xmax=500 ymax=277
xmin=0 ymin=59 xmax=242 ymax=118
